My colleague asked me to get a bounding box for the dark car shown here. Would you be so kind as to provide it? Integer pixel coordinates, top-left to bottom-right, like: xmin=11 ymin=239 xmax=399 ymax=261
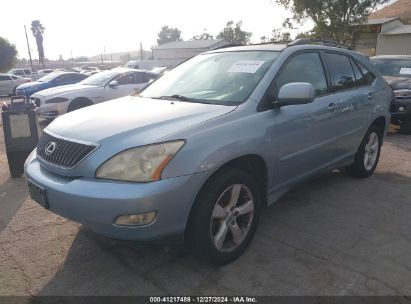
xmin=371 ymin=55 xmax=411 ymax=134
xmin=15 ymin=72 xmax=88 ymax=99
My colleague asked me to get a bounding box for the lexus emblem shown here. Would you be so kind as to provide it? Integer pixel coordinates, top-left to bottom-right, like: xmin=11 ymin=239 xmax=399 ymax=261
xmin=45 ymin=142 xmax=57 ymax=156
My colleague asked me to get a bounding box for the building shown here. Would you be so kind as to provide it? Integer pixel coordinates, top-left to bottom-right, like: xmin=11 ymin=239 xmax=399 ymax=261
xmin=152 ymin=39 xmax=230 ymax=67
xmin=354 ymin=0 xmax=411 ymax=56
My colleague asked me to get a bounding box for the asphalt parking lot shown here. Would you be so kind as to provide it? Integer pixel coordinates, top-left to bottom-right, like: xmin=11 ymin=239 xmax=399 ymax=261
xmin=1 ymin=96 xmax=411 ymax=296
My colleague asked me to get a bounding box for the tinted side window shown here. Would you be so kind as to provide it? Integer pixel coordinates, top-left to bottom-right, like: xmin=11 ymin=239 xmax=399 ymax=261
xmin=24 ymin=70 xmax=31 ymax=74
xmin=145 ymin=73 xmax=158 ymax=82
xmin=350 ymin=58 xmax=366 ymax=86
xmin=326 ymin=53 xmax=356 ymax=91
xmin=116 ymin=73 xmax=136 ymax=85
xmin=358 ymin=63 xmax=376 ymax=85
xmin=275 ymin=52 xmax=328 ymax=97
xmin=71 ymin=74 xmax=87 ymax=81
xmin=0 ymin=75 xmax=11 ymax=81
xmin=15 ymin=70 xmax=24 ymax=76
xmin=11 ymin=76 xmax=18 ymax=80
xmin=133 ymin=72 xmax=146 ymax=84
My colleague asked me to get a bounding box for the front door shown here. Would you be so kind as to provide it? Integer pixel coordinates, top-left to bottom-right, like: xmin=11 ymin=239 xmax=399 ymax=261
xmin=269 ymin=51 xmax=342 ymax=189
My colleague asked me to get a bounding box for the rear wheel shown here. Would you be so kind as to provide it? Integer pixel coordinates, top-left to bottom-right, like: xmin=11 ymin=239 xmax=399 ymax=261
xmin=186 ymin=168 xmax=261 ymax=265
xmin=67 ymin=98 xmax=93 ymax=112
xmin=346 ymin=124 xmax=382 ymax=178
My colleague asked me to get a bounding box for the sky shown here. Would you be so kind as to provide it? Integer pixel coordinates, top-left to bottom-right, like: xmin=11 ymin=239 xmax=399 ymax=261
xmin=1 ymin=0 xmax=314 ymax=60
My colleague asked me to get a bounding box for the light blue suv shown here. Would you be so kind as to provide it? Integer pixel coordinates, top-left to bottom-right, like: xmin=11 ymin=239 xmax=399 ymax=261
xmin=25 ymin=39 xmax=392 ymax=264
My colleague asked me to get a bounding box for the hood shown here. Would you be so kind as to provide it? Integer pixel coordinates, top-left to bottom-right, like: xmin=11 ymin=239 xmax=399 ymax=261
xmin=17 ymin=81 xmax=47 ymax=91
xmin=46 ymin=96 xmax=236 ymax=146
xmin=383 ymin=76 xmax=411 ymax=89
xmin=33 ymin=83 xmax=94 ymax=98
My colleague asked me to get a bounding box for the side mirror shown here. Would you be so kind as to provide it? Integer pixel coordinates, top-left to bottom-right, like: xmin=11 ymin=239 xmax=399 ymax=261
xmin=108 ymin=80 xmax=119 ymax=87
xmin=277 ymin=82 xmax=315 ymax=106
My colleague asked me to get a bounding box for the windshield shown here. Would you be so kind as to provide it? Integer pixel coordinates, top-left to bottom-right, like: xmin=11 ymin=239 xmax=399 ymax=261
xmin=37 ymin=72 xmax=62 ymax=82
xmin=140 ymin=51 xmax=280 ymax=105
xmin=371 ymin=58 xmax=411 ymax=79
xmin=80 ymin=70 xmax=120 ymax=86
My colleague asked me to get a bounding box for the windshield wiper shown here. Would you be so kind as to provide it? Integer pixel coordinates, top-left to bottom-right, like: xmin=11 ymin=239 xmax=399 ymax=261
xmin=153 ymin=95 xmax=192 ymax=101
xmin=150 ymin=94 xmax=225 ymax=105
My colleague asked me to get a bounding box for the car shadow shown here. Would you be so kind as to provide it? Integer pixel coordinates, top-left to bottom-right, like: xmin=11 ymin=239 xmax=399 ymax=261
xmin=0 ymin=177 xmax=29 ymax=232
xmin=35 ymin=168 xmax=411 ymax=296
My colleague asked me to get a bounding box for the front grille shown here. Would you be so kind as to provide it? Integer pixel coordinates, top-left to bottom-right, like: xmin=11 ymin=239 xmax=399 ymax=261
xmin=31 ymin=97 xmax=41 ymax=107
xmin=37 ymin=131 xmax=98 ymax=168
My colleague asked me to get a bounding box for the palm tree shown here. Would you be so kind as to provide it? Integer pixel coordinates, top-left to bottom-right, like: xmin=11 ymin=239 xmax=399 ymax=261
xmin=31 ymin=20 xmax=45 ymax=67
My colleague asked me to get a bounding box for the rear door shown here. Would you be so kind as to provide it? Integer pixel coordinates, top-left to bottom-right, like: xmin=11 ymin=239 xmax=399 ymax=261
xmin=323 ymin=52 xmax=373 ymax=156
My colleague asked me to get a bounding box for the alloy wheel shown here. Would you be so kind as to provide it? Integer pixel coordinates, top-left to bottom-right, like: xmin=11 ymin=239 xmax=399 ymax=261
xmin=210 ymin=184 xmax=255 ymax=252
xmin=364 ymin=132 xmax=379 ymax=171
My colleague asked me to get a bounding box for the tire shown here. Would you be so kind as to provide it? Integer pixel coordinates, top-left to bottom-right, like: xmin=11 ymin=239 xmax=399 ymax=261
xmin=346 ymin=124 xmax=383 ymax=178
xmin=10 ymin=87 xmax=17 ymax=96
xmin=186 ymin=168 xmax=261 ymax=265
xmin=398 ymin=120 xmax=411 ymax=135
xmin=67 ymin=98 xmax=93 ymax=112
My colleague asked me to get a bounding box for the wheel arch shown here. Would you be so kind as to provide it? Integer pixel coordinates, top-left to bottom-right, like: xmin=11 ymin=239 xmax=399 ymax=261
xmin=370 ymin=116 xmax=387 ymax=139
xmin=185 ymin=153 xmax=269 ymax=235
xmin=67 ymin=97 xmax=94 ymax=111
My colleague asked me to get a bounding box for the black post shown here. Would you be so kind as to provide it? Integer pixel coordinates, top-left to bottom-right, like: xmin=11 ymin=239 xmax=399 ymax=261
xmin=24 ymin=25 xmax=34 ymax=72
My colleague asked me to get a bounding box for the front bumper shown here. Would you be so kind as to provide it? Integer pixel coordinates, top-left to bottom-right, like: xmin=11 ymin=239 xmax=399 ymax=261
xmin=25 ymin=156 xmax=208 ymax=242
xmin=35 ymin=99 xmax=69 ymax=119
xmin=390 ymin=98 xmax=411 ymax=123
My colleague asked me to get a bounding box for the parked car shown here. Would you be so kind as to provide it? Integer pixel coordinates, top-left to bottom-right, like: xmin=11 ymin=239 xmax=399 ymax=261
xmin=151 ymin=66 xmax=169 ymax=74
xmin=7 ymin=68 xmax=33 ymax=79
xmin=36 ymin=69 xmax=54 ymax=76
xmin=126 ymin=60 xmax=160 ymax=70
xmin=371 ymin=55 xmax=411 ymax=134
xmin=15 ymin=72 xmax=88 ymax=99
xmin=25 ymin=40 xmax=392 ymax=264
xmin=80 ymin=66 xmax=101 ymax=76
xmin=0 ymin=73 xmax=31 ymax=96
xmin=30 ymin=68 xmax=159 ymax=119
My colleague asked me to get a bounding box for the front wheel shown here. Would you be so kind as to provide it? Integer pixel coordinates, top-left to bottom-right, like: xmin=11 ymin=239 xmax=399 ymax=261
xmin=346 ymin=125 xmax=382 ymax=178
xmin=186 ymin=168 xmax=261 ymax=265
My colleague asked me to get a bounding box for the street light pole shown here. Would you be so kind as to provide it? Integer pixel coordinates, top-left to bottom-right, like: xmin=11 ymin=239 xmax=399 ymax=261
xmin=24 ymin=25 xmax=34 ymax=72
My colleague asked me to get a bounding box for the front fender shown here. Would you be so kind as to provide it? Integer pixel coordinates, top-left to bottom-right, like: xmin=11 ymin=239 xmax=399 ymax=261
xmin=161 ymin=108 xmax=275 ymax=184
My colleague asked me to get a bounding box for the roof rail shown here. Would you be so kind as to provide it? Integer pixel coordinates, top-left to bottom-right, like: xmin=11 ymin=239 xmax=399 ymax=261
xmin=287 ymin=38 xmax=352 ymax=50
xmin=211 ymin=43 xmax=242 ymax=50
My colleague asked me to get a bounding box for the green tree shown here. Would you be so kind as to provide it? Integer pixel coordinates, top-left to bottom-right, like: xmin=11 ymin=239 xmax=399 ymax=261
xmin=31 ymin=20 xmax=45 ymax=67
xmin=157 ymin=26 xmax=182 ymax=45
xmin=0 ymin=37 xmax=17 ymax=72
xmin=217 ymin=21 xmax=252 ymax=45
xmin=275 ymin=0 xmax=388 ymax=45
xmin=192 ymin=29 xmax=214 ymax=40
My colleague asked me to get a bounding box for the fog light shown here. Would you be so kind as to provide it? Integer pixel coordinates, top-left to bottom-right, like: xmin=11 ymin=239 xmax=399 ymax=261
xmin=398 ymin=106 xmax=405 ymax=112
xmin=114 ymin=211 xmax=157 ymax=226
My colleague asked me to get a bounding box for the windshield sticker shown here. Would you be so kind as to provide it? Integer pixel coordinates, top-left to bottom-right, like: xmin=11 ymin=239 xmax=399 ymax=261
xmin=399 ymin=68 xmax=411 ymax=75
xmin=228 ymin=61 xmax=265 ymax=73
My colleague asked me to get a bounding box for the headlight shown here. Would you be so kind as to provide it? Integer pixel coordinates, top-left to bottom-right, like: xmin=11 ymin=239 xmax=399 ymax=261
xmin=394 ymin=89 xmax=411 ymax=99
xmin=46 ymin=97 xmax=69 ymax=104
xmin=96 ymin=140 xmax=185 ymax=182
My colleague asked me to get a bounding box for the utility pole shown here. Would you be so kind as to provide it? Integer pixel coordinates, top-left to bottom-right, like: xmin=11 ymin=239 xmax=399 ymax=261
xmin=140 ymin=42 xmax=144 ymax=60
xmin=24 ymin=25 xmax=34 ymax=72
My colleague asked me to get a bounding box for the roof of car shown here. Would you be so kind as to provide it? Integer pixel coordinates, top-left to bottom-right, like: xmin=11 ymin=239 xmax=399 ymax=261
xmin=206 ymin=43 xmax=288 ymax=53
xmin=205 ymin=42 xmax=363 ymax=56
xmin=371 ymin=55 xmax=411 ymax=60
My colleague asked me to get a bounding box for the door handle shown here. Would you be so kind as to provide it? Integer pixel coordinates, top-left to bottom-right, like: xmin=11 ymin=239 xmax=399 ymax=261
xmin=327 ymin=103 xmax=338 ymax=112
xmin=341 ymin=104 xmax=354 ymax=113
xmin=367 ymin=92 xmax=375 ymax=99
